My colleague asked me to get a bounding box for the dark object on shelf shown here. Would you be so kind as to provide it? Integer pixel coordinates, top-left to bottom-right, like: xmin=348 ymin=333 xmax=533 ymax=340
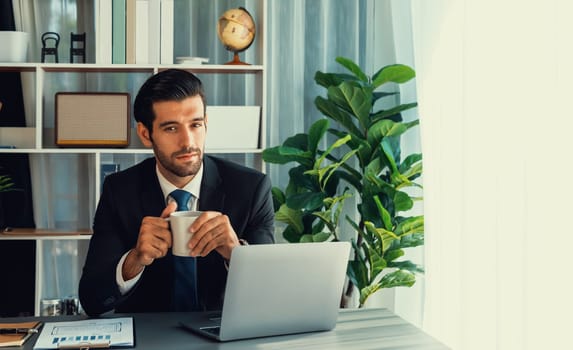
xmin=69 ymin=32 xmax=86 ymax=63
xmin=40 ymin=31 xmax=60 ymax=63
xmin=0 ymin=240 xmax=35 ymax=317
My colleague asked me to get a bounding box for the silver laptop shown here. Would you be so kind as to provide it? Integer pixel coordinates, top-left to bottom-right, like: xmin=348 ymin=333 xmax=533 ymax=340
xmin=180 ymin=241 xmax=350 ymax=341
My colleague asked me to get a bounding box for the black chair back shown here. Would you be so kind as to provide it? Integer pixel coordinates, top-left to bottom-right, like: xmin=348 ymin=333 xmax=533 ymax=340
xmin=41 ymin=31 xmax=60 ymax=63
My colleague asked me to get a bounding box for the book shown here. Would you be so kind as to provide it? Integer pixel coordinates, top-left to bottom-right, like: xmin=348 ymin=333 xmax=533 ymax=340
xmin=147 ymin=0 xmax=161 ymax=64
xmin=160 ymin=0 xmax=174 ymax=64
xmin=96 ymin=0 xmax=113 ymax=64
xmin=125 ymin=0 xmax=137 ymax=63
xmin=0 ymin=321 xmax=42 ymax=347
xmin=135 ymin=0 xmax=149 ymax=63
xmin=112 ymin=0 xmax=126 ymax=64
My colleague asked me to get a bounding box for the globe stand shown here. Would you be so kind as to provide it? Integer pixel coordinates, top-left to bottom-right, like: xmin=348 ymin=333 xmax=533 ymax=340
xmin=225 ymin=51 xmax=250 ymax=65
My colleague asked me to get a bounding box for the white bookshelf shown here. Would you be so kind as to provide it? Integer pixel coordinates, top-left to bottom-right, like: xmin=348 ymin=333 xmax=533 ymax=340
xmin=0 ymin=0 xmax=267 ymax=316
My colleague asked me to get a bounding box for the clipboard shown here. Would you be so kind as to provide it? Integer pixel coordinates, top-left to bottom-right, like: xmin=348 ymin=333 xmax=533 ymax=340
xmin=58 ymin=342 xmax=110 ymax=349
xmin=0 ymin=321 xmax=42 ymax=347
xmin=32 ymin=317 xmax=134 ymax=349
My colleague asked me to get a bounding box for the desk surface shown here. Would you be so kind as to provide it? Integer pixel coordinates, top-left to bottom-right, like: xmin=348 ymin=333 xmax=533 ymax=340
xmin=3 ymin=308 xmax=448 ymax=349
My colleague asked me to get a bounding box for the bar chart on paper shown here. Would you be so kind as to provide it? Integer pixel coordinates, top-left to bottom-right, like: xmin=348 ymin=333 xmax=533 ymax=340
xmin=33 ymin=317 xmax=134 ymax=349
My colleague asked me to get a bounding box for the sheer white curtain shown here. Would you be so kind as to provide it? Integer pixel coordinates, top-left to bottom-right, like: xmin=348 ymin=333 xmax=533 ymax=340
xmin=266 ymin=0 xmax=367 ymax=187
xmin=411 ymin=1 xmax=573 ymax=348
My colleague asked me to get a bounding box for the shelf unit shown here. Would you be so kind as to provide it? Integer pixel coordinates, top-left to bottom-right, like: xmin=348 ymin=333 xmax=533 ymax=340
xmin=0 ymin=0 xmax=267 ymax=316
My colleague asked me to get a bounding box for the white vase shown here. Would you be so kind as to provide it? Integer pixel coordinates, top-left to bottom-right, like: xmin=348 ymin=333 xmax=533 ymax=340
xmin=0 ymin=31 xmax=29 ymax=62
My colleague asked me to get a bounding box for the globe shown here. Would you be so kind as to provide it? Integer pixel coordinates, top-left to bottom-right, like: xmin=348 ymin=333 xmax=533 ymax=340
xmin=217 ymin=7 xmax=256 ymax=65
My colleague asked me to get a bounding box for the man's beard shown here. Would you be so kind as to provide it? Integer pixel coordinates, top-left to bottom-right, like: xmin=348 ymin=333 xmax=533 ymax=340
xmin=153 ymin=144 xmax=203 ymax=178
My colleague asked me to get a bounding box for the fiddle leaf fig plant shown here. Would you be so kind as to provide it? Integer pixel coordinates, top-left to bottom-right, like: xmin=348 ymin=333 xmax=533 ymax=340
xmin=263 ymin=57 xmax=424 ymax=307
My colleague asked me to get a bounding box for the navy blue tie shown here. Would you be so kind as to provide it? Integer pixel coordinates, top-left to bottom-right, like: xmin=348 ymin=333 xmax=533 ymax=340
xmin=170 ymin=189 xmax=200 ymax=311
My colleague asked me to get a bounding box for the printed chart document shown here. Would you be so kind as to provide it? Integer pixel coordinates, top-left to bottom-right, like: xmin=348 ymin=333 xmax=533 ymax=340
xmin=33 ymin=317 xmax=134 ymax=349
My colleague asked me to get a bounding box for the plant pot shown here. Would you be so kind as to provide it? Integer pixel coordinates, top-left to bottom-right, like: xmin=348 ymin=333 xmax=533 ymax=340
xmin=0 ymin=31 xmax=29 ymax=62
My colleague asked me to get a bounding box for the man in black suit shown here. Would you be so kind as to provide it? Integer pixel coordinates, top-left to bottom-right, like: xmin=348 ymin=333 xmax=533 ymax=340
xmin=79 ymin=69 xmax=275 ymax=316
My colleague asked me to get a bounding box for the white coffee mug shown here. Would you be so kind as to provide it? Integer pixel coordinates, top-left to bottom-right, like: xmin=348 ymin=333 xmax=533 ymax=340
xmin=169 ymin=211 xmax=202 ymax=256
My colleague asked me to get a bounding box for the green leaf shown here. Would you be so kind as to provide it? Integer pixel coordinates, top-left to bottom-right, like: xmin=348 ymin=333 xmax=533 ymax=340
xmin=381 ymin=138 xmax=400 ymax=174
xmin=372 ymin=102 xmax=418 ymax=123
xmin=367 ymin=120 xmax=408 ymax=149
xmin=364 ymin=221 xmax=398 ymax=254
xmin=384 ymin=249 xmax=404 ymax=262
xmin=395 ymin=216 xmax=424 ymax=237
xmin=262 ymin=146 xmax=313 ymax=167
xmin=373 ymin=91 xmax=399 ymax=104
xmin=398 ymin=232 xmax=424 ymax=248
xmin=313 ymin=192 xmax=352 ymax=236
xmin=402 ymin=161 xmax=423 ymax=182
xmin=399 ymin=153 xmax=422 ymax=174
xmin=328 ymin=128 xmax=371 ymax=170
xmin=315 ymin=71 xmax=358 ymax=88
xmin=372 ymin=64 xmax=416 ymax=88
xmin=283 ymin=133 xmax=308 ymax=149
xmin=312 ymin=232 xmax=332 ymax=242
xmin=286 ymin=192 xmax=326 ymax=211
xmin=359 ymin=284 xmax=381 ymax=306
xmin=348 ymin=260 xmax=369 ymax=290
xmin=327 ymin=82 xmax=372 ymax=131
xmin=378 ymin=270 xmax=416 ymax=289
xmin=315 ymin=96 xmax=363 ymax=136
xmin=270 ymin=187 xmax=285 ymax=213
xmin=368 ymin=247 xmax=387 ymax=281
xmin=374 ymin=119 xmax=409 ymax=137
xmin=282 ymin=224 xmax=303 ymax=243
xmin=348 ymin=216 xmax=375 ymax=250
xmin=313 ymin=209 xmax=334 ymax=234
xmin=271 ymin=187 xmax=285 ymax=205
xmin=393 ymin=191 xmax=413 ymax=212
xmin=387 ymin=260 xmax=425 ymax=274
xmin=308 ymin=119 xmax=329 ymax=155
xmin=313 ymin=135 xmax=353 ymax=185
xmin=300 ymin=234 xmax=314 ymax=243
xmin=274 ymin=204 xmax=304 ymax=234
xmin=287 ymin=166 xmax=318 ymax=192
xmin=336 ymin=56 xmax=368 ymax=82
xmin=373 ymin=196 xmax=393 ymax=231
xmin=318 ymin=150 xmax=358 ymax=191
xmin=336 ymin=168 xmax=362 ymax=192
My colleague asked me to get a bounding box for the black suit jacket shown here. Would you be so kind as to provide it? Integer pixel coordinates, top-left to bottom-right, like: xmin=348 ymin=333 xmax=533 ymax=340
xmin=79 ymin=156 xmax=275 ymax=316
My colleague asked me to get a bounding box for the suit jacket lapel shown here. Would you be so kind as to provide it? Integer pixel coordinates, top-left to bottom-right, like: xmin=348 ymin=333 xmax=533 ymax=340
xmin=198 ymin=156 xmax=225 ymax=212
xmin=139 ymin=157 xmax=166 ymax=216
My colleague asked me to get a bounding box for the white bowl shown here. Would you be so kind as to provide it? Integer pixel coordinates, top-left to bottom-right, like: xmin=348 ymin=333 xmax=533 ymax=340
xmin=0 ymin=31 xmax=29 ymax=62
xmin=176 ymin=56 xmax=209 ymax=65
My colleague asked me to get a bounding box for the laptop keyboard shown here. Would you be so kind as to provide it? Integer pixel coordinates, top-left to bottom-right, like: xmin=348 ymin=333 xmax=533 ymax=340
xmin=200 ymin=326 xmax=221 ymax=336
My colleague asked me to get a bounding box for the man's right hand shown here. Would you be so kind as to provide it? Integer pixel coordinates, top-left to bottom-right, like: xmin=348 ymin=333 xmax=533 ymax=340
xmin=122 ymin=201 xmax=177 ymax=280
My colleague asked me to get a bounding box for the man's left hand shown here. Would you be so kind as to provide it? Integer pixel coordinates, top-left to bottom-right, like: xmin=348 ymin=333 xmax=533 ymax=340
xmin=188 ymin=211 xmax=240 ymax=259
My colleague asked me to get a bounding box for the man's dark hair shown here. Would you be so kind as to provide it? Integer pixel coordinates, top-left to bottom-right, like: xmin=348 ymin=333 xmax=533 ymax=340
xmin=133 ymin=69 xmax=207 ymax=133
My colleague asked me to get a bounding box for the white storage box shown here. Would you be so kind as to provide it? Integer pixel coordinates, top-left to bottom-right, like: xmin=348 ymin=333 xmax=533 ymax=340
xmin=0 ymin=31 xmax=28 ymax=62
xmin=205 ymin=106 xmax=260 ymax=150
